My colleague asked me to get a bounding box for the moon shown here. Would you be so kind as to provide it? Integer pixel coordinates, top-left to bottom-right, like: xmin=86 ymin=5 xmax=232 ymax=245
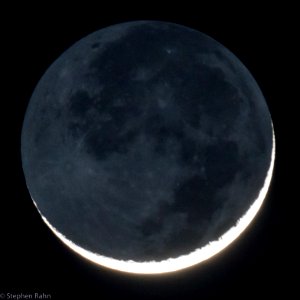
xmin=21 ymin=21 xmax=275 ymax=274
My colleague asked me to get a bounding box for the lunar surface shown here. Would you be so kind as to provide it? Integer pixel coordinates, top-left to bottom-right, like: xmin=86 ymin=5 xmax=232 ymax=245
xmin=21 ymin=21 xmax=275 ymax=274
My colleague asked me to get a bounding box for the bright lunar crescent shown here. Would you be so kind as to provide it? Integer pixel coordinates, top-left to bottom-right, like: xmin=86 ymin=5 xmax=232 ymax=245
xmin=21 ymin=21 xmax=275 ymax=274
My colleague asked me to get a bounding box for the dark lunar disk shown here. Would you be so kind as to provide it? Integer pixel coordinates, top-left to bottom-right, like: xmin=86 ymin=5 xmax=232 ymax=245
xmin=21 ymin=21 xmax=273 ymax=262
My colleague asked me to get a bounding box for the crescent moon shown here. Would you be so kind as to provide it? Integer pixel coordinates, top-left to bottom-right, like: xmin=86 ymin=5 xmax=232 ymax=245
xmin=31 ymin=130 xmax=275 ymax=274
xmin=22 ymin=21 xmax=275 ymax=275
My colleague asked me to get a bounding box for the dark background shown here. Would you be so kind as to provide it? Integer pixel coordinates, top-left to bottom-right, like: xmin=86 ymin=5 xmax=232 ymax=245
xmin=2 ymin=6 xmax=294 ymax=299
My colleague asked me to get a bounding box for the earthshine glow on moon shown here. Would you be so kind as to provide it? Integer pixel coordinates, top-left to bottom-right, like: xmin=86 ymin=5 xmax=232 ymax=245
xmin=22 ymin=21 xmax=275 ymax=275
xmin=31 ymin=131 xmax=275 ymax=275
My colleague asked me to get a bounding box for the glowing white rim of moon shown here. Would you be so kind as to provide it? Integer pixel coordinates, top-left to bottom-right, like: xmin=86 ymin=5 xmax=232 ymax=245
xmin=31 ymin=128 xmax=275 ymax=275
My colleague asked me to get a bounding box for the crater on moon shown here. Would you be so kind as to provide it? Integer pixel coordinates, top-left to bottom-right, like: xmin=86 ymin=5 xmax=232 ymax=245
xmin=21 ymin=21 xmax=274 ymax=269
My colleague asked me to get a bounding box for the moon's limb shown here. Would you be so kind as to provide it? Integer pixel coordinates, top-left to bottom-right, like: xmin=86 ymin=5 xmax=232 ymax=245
xmin=31 ymin=129 xmax=275 ymax=274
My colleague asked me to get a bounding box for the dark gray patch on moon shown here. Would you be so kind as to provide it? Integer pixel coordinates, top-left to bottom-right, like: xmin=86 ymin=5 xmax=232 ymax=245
xmin=22 ymin=21 xmax=273 ymax=261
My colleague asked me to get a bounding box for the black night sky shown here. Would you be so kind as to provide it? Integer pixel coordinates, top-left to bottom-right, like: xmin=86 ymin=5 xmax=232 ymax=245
xmin=1 ymin=6 xmax=294 ymax=300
